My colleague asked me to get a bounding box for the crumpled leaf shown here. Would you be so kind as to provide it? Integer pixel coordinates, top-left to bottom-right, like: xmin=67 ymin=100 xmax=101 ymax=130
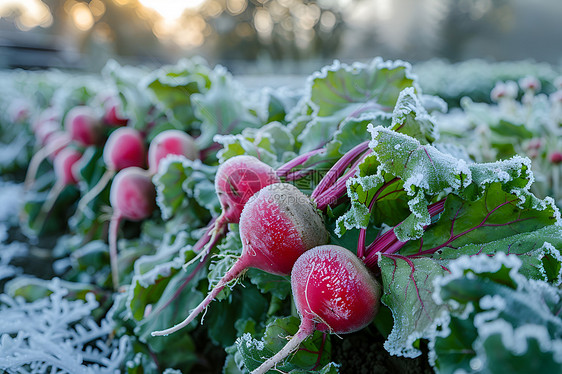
xmin=102 ymin=60 xmax=154 ymax=131
xmin=236 ymin=316 xmax=332 ymax=373
xmin=215 ymin=121 xmax=297 ymax=166
xmin=193 ymin=67 xmax=262 ymax=149
xmin=153 ymin=155 xmax=219 ymax=220
xmin=430 ymin=253 xmax=562 ymax=373
xmin=378 ymin=255 xmax=448 ymax=358
xmin=338 ymin=125 xmax=555 ymax=241
xmin=293 ymin=58 xmax=419 ymax=154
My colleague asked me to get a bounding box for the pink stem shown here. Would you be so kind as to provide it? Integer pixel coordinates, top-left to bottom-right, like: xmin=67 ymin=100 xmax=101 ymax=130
xmin=314 ymin=150 xmax=373 ymax=211
xmin=25 ymin=137 xmax=71 ymax=190
xmin=363 ymin=198 xmax=446 ymax=268
xmin=310 ymin=141 xmax=370 ymax=200
xmin=276 ymin=148 xmax=325 ymax=178
xmin=357 ymin=177 xmax=400 ymax=259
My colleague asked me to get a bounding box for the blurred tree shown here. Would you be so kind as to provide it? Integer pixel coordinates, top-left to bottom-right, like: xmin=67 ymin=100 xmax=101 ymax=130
xmin=198 ymin=0 xmax=346 ymax=62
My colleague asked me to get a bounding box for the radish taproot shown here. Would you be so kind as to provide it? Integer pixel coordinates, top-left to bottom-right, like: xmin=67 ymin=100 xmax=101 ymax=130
xmin=108 ymin=167 xmax=156 ymax=289
xmin=252 ymin=245 xmax=381 ymax=374
xmin=25 ymin=127 xmax=72 ymax=189
xmin=31 ymin=147 xmax=83 ymax=234
xmin=151 ymin=182 xmax=329 ymax=337
xmin=64 ymin=105 xmax=103 ymax=147
xmin=76 ymin=127 xmax=146 ymax=215
xmin=148 ymin=130 xmax=198 ymax=174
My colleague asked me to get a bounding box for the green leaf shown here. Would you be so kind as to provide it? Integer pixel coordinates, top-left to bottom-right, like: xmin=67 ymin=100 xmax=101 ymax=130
xmin=430 ymin=253 xmax=562 ymax=374
xmin=309 ymin=58 xmax=417 ymax=117
xmin=378 ymin=255 xmax=448 ymax=358
xmin=192 ymin=67 xmax=262 ymax=149
xmin=236 ymin=316 xmax=332 ymax=373
xmin=153 ymin=156 xmax=219 ymax=220
xmin=247 ymin=269 xmax=291 ymax=300
xmin=145 ymin=58 xmax=211 ymax=129
xmin=216 ymin=121 xmax=296 ymax=166
xmin=206 ymin=282 xmax=268 ymax=347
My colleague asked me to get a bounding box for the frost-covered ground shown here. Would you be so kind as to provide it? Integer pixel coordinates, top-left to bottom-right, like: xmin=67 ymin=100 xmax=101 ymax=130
xmin=0 ymin=180 xmax=27 ymax=282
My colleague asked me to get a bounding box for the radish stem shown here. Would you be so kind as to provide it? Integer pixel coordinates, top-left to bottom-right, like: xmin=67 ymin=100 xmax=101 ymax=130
xmin=251 ymin=320 xmax=315 ymax=374
xmin=76 ymin=169 xmax=115 ymax=218
xmin=25 ymin=137 xmax=71 ymax=189
xmin=151 ymin=258 xmax=249 ymax=336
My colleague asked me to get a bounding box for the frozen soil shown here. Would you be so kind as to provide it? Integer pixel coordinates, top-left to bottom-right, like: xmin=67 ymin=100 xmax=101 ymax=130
xmin=332 ymin=328 xmax=434 ymax=374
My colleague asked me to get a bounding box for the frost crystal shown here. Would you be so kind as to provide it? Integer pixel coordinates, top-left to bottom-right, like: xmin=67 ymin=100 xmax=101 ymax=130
xmin=0 ymin=279 xmax=130 ymax=373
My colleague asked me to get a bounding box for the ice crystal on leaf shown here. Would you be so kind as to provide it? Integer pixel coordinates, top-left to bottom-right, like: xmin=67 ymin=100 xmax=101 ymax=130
xmin=0 ymin=279 xmax=129 ymax=373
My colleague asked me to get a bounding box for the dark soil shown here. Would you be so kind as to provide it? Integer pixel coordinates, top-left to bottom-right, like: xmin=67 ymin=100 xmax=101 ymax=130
xmin=332 ymin=327 xmax=434 ymax=374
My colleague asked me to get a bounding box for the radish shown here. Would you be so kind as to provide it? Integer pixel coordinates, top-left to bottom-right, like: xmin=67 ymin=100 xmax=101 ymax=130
xmin=76 ymin=127 xmax=146 ymax=216
xmin=152 ymin=182 xmax=329 ymax=337
xmin=187 ymin=155 xmax=281 ymax=267
xmin=8 ymin=98 xmax=30 ymax=123
xmin=34 ymin=120 xmax=61 ymax=147
xmin=32 ymin=147 xmax=82 ymax=234
xmin=64 ymin=105 xmax=103 ymax=147
xmin=148 ymin=130 xmax=198 ymax=174
xmin=108 ymin=167 xmax=156 ymax=289
xmin=252 ymin=245 xmax=381 ymax=374
xmin=103 ymin=98 xmax=128 ymax=127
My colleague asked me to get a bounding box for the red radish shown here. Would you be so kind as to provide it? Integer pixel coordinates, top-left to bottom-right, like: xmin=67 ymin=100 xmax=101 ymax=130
xmin=152 ymin=182 xmax=329 ymax=337
xmin=32 ymin=148 xmax=83 ymax=234
xmin=76 ymin=127 xmax=146 ymax=215
xmin=215 ymin=155 xmax=279 ymax=224
xmin=252 ymin=245 xmax=381 ymax=374
xmin=148 ymin=130 xmax=198 ymax=174
xmin=550 ymin=151 xmax=562 ymax=164
xmin=35 ymin=120 xmax=60 ymax=146
xmin=103 ymin=98 xmax=128 ymax=127
xmin=108 ymin=167 xmax=156 ymax=289
xmin=64 ymin=106 xmax=103 ymax=147
xmin=186 ymin=155 xmax=281 ymax=268
xmin=8 ymin=99 xmax=30 ymax=123
xmin=54 ymin=148 xmax=82 ymax=186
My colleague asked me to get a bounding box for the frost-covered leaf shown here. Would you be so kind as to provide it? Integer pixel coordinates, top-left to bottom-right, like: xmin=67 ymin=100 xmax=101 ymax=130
xmin=378 ymin=255 xmax=448 ymax=358
xmin=308 ymin=58 xmax=417 ymax=117
xmin=153 ymin=155 xmax=219 ymax=220
xmin=193 ymin=67 xmax=262 ymax=149
xmin=236 ymin=316 xmax=332 ymax=373
xmin=215 ymin=121 xmax=296 ymax=166
xmin=0 ymin=279 xmax=130 ymax=373
xmin=294 ymin=58 xmax=419 ymax=154
xmin=430 ymin=253 xmax=562 ymax=374
xmin=390 ymin=87 xmax=439 ymax=144
xmin=435 ymin=225 xmax=562 ymax=285
xmin=103 ymin=60 xmax=154 ymax=130
xmin=338 ymin=125 xmax=555 ymax=241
